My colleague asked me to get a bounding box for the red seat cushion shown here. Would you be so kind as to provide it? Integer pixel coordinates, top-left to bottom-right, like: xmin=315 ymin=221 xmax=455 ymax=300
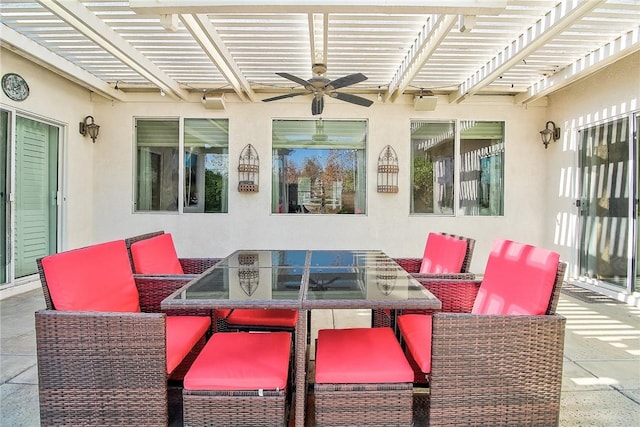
xmin=40 ymin=240 xmax=140 ymax=312
xmin=226 ymin=309 xmax=299 ymax=328
xmin=215 ymin=308 xmax=232 ymax=319
xmin=420 ymin=233 xmax=468 ymax=274
xmin=165 ymin=315 xmax=211 ymax=374
xmin=130 ymin=233 xmax=184 ymax=274
xmin=397 ymin=314 xmax=433 ymax=374
xmin=472 ymin=239 xmax=560 ymax=315
xmin=184 ymin=332 xmax=292 ymax=391
xmin=315 ymin=327 xmax=413 ymax=384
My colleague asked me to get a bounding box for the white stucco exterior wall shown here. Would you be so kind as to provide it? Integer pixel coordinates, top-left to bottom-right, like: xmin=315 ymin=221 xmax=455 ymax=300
xmin=9 ymin=49 xmax=636 ymax=276
xmin=0 ymin=48 xmax=96 ymax=250
xmin=91 ymin=89 xmax=548 ymax=272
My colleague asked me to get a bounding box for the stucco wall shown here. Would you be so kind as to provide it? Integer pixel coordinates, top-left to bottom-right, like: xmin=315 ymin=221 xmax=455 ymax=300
xmin=545 ymin=51 xmax=640 ymax=277
xmin=1 ymin=48 xmax=96 ymax=250
xmin=16 ymin=47 xmax=630 ymax=275
xmin=91 ymin=89 xmax=548 ymax=272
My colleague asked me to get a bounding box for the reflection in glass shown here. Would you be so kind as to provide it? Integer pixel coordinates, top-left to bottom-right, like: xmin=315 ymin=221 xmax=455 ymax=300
xmin=459 ymin=121 xmax=504 ymax=216
xmin=136 ymin=119 xmax=179 ymax=211
xmin=238 ymin=267 xmax=259 ymax=296
xmin=272 ymin=119 xmax=367 ymax=214
xmin=184 ymin=118 xmax=228 ymax=213
xmin=376 ymin=265 xmax=398 ymax=296
xmin=411 ymin=121 xmax=455 ymax=214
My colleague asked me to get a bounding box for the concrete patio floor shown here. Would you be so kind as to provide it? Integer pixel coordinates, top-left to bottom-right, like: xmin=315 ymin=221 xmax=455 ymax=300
xmin=1 ymin=283 xmax=639 ymax=426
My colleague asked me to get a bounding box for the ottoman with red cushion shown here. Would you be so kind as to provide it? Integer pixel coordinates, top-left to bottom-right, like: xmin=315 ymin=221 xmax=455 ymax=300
xmin=314 ymin=327 xmax=414 ymax=426
xmin=182 ymin=331 xmax=292 ymax=427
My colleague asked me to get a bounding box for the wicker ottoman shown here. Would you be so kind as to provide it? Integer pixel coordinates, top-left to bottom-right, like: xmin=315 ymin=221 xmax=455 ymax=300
xmin=183 ymin=331 xmax=292 ymax=427
xmin=314 ymin=327 xmax=414 ymax=427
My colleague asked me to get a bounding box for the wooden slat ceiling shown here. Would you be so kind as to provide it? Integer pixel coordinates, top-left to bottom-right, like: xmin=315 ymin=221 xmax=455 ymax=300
xmin=1 ymin=1 xmax=639 ymax=104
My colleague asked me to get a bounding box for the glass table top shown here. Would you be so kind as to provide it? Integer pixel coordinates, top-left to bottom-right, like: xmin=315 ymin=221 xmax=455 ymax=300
xmin=161 ymin=249 xmax=441 ymax=310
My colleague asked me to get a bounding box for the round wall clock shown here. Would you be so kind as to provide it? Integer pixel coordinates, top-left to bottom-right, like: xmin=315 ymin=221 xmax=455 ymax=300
xmin=2 ymin=73 xmax=30 ymax=101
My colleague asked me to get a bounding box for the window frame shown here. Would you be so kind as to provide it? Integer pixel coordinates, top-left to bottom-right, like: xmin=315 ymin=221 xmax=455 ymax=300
xmin=409 ymin=119 xmax=505 ymax=217
xmin=133 ymin=117 xmax=229 ymax=214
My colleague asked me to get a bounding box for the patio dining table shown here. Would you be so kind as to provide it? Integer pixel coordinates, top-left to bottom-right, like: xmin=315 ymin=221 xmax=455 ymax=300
xmin=161 ymin=249 xmax=441 ymax=427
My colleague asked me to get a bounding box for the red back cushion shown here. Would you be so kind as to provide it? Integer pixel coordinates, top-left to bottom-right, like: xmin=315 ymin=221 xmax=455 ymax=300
xmin=130 ymin=233 xmax=184 ymax=274
xmin=420 ymin=233 xmax=468 ymax=274
xmin=41 ymin=240 xmax=140 ymax=312
xmin=472 ymin=239 xmax=560 ymax=315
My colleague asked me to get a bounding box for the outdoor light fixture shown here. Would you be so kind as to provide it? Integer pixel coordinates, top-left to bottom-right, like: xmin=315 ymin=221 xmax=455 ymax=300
xmin=79 ymin=115 xmax=100 ymax=143
xmin=539 ymin=120 xmax=560 ymax=149
xmin=414 ymin=88 xmax=437 ymax=111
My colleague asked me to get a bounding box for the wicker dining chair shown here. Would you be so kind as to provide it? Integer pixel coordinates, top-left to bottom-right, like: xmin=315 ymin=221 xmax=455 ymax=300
xmin=126 ymin=231 xmax=298 ymax=334
xmin=125 ymin=230 xmax=221 ymax=275
xmin=373 ymin=232 xmax=476 ymax=329
xmin=393 ymin=232 xmax=476 ymax=279
xmin=398 ymin=239 xmax=567 ymax=426
xmin=35 ymin=239 xmax=210 ymax=426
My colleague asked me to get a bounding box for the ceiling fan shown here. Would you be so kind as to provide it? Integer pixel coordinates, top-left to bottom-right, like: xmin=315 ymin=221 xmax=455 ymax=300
xmin=262 ymin=63 xmax=374 ymax=115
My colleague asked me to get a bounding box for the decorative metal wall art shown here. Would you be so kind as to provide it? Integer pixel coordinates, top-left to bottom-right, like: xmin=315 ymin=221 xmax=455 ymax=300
xmin=377 ymin=145 xmax=399 ymax=193
xmin=238 ymin=144 xmax=259 ymax=192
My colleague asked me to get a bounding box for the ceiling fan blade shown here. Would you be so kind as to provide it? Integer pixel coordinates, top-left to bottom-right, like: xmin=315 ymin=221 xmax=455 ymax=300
xmin=326 ymin=73 xmax=368 ymax=90
xmin=331 ymin=91 xmax=373 ymax=107
xmin=311 ymin=96 xmax=324 ymax=115
xmin=262 ymin=92 xmax=307 ymax=102
xmin=276 ymin=72 xmax=312 ymax=89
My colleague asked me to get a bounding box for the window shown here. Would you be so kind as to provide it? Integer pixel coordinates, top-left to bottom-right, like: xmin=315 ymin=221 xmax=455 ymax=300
xmin=272 ymin=119 xmax=367 ymax=214
xmin=184 ymin=119 xmax=228 ymax=213
xmin=134 ymin=118 xmax=228 ymax=213
xmin=410 ymin=121 xmax=455 ymax=214
xmin=410 ymin=120 xmax=504 ymax=216
xmin=459 ymin=121 xmax=504 ymax=216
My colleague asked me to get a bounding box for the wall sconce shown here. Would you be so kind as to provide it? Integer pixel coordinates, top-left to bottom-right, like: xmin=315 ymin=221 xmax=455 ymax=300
xmin=539 ymin=120 xmax=560 ymax=149
xmin=79 ymin=115 xmax=100 ymax=143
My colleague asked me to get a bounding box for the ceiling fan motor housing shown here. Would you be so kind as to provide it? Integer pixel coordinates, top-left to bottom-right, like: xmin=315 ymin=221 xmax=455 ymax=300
xmin=312 ymin=63 xmax=327 ymax=75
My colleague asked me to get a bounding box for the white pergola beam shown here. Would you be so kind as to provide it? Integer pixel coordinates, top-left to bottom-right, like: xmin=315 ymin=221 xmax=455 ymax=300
xmin=0 ymin=24 xmax=126 ymax=102
xmin=449 ymin=0 xmax=606 ymax=104
xmin=387 ymin=14 xmax=456 ymax=102
xmin=308 ymin=14 xmax=328 ymax=66
xmin=130 ymin=0 xmax=507 ymax=15
xmin=515 ymin=26 xmax=640 ymax=104
xmin=39 ymin=0 xmax=189 ymax=101
xmin=179 ymin=14 xmax=255 ymax=101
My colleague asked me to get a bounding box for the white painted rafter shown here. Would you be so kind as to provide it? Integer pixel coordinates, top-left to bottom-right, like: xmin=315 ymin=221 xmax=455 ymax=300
xmin=179 ymin=14 xmax=256 ymax=101
xmin=515 ymin=26 xmax=640 ymax=104
xmin=38 ymin=0 xmax=189 ymax=101
xmin=386 ymin=14 xmax=457 ymax=102
xmin=308 ymin=13 xmax=328 ymax=66
xmin=449 ymin=0 xmax=606 ymax=104
xmin=130 ymin=0 xmax=507 ymax=15
xmin=0 ymin=24 xmax=126 ymax=102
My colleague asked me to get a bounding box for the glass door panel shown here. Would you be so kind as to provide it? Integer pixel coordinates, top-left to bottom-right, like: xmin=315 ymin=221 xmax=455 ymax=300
xmin=14 ymin=116 xmax=58 ymax=278
xmin=0 ymin=111 xmax=8 ymax=284
xmin=635 ymin=114 xmax=639 ymax=293
xmin=579 ymin=117 xmax=630 ymax=289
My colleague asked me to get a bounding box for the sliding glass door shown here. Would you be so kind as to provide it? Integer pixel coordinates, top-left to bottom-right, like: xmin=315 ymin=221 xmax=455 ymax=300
xmin=578 ymin=115 xmax=636 ymax=294
xmin=14 ymin=116 xmax=59 ymax=278
xmin=0 ymin=111 xmax=8 ymax=284
xmin=0 ymin=109 xmax=60 ymax=284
